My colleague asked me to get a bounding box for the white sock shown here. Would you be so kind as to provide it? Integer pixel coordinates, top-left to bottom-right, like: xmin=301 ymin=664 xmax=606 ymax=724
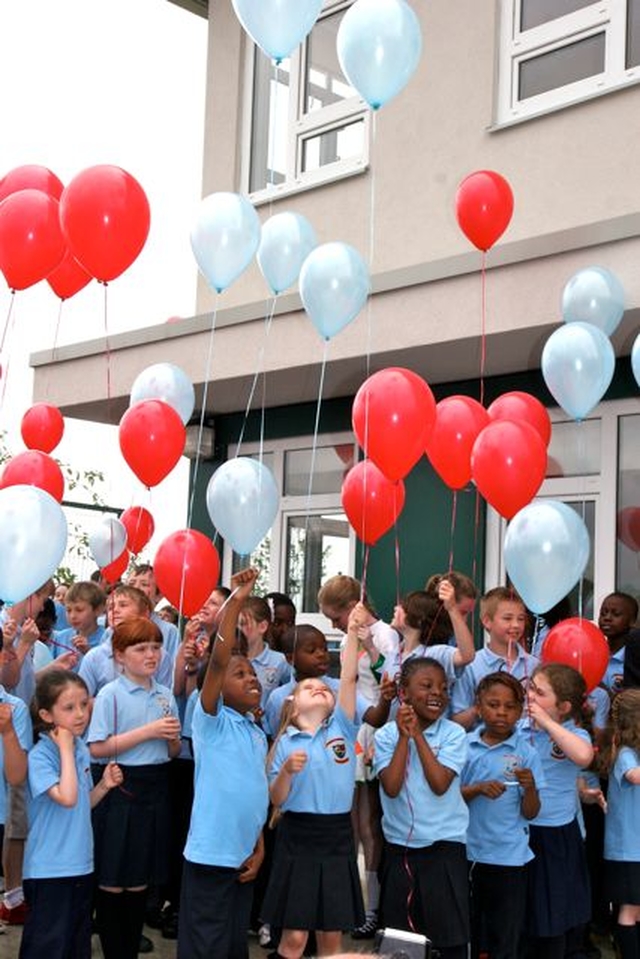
xmin=4 ymin=886 xmax=24 ymax=909
xmin=365 ymin=870 xmax=379 ymax=915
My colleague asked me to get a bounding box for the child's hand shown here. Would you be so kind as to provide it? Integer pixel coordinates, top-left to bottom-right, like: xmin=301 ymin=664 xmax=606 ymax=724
xmin=20 ymin=618 xmax=40 ymax=646
xmin=50 ymin=725 xmax=75 ymax=750
xmin=151 ymin=716 xmax=181 ymax=741
xmin=284 ymin=750 xmax=307 ymax=774
xmin=230 ymin=567 xmax=258 ymax=603
xmin=477 ymin=779 xmax=506 ymax=799
xmin=579 ymin=784 xmax=607 ymax=812
xmin=3 ymin=619 xmax=17 ymax=644
xmin=102 ymin=762 xmax=123 ymax=791
xmin=437 ymin=579 xmax=456 ymax=611
xmin=379 ymin=671 xmax=397 ymax=703
xmin=527 ymin=700 xmax=551 ymax=730
xmin=348 ymin=602 xmax=368 ymax=632
xmin=396 ymin=702 xmax=420 ymax=739
xmin=238 ymin=843 xmax=265 ymax=884
xmin=0 ymin=702 xmax=15 ymax=735
xmin=514 ymin=767 xmax=536 ymax=790
xmin=55 ymin=650 xmax=79 ymax=671
xmin=72 ymin=634 xmax=90 ymax=655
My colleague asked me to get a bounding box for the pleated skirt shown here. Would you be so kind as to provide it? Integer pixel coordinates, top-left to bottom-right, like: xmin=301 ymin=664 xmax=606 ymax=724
xmin=527 ymin=819 xmax=591 ymax=937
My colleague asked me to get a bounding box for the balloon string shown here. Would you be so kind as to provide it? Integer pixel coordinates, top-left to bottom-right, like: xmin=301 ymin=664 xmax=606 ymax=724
xmin=0 ymin=292 xmax=16 ymax=410
xmin=302 ymin=339 xmax=328 ymax=603
xmin=187 ymin=298 xmax=218 ymax=535
xmin=471 ymin=487 xmax=482 ymax=615
xmin=235 ymin=295 xmax=277 ymax=458
xmin=360 ymin=544 xmax=370 ymax=601
xmin=394 ymin=517 xmax=401 ymax=608
xmin=479 ymin=250 xmax=487 ymax=407
xmin=0 ymin=291 xmax=15 ymax=356
xmin=448 ymin=490 xmax=458 ymax=574
xmin=402 ymin=749 xmax=418 ymax=934
xmin=102 ymin=282 xmax=112 ymax=423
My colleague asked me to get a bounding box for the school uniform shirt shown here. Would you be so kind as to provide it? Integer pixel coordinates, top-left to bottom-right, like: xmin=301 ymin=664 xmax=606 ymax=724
xmin=450 ymin=645 xmax=539 ymax=719
xmin=0 ymin=685 xmax=32 ymax=826
xmin=251 ymin=644 xmax=291 ymax=710
xmin=269 ymin=705 xmax=359 ymax=814
xmin=23 ymin=735 xmax=93 ymax=879
xmin=263 ymin=674 xmax=370 ymax=738
xmin=604 ymin=746 xmax=640 ymax=862
xmin=53 ymin=624 xmax=105 ymax=663
xmin=79 ymin=635 xmax=173 ymax=696
xmin=461 ymin=727 xmax=545 ymax=866
xmin=381 ymin=642 xmax=461 ymax=687
xmin=373 ymin=715 xmax=469 ymax=848
xmin=87 ymin=675 xmax=179 ymax=765
xmin=521 ymin=717 xmax=592 ymax=827
xmin=588 ymin=685 xmax=611 ymax=731
xmin=184 ymin=698 xmax=268 ymax=869
xmin=0 ymin=608 xmax=37 ymax=706
xmin=603 ymin=647 xmax=625 ymax=695
xmin=151 ymin=613 xmax=180 ymax=665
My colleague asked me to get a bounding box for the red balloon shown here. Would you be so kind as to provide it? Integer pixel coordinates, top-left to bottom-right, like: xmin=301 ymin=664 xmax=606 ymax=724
xmin=488 ymin=391 xmax=551 ymax=447
xmin=154 ymin=529 xmax=220 ymax=617
xmin=59 ymin=165 xmax=151 ymax=282
xmin=1 ymin=450 xmax=65 ymax=502
xmin=0 ymin=189 xmax=65 ymax=290
xmin=121 ymin=506 xmax=155 ymax=554
xmin=342 ymin=460 xmax=405 ymax=545
xmin=455 ymin=170 xmax=514 ymax=251
xmin=471 ymin=420 xmax=547 ymax=520
xmin=46 ymin=246 xmax=92 ymax=300
xmin=542 ymin=618 xmax=610 ymax=693
xmin=352 ymin=368 xmax=436 ymax=481
xmin=0 ymin=165 xmax=64 ymax=203
xmin=101 ymin=549 xmax=130 ymax=585
xmin=21 ymin=404 xmax=65 ymax=453
xmin=425 ymin=395 xmax=488 ymax=490
xmin=617 ymin=507 xmax=640 ymax=552
xmin=119 ymin=400 xmax=185 ymax=488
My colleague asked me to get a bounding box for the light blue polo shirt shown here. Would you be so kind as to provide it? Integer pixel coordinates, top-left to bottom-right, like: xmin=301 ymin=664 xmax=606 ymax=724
xmin=87 ymin=675 xmax=179 ymax=765
xmin=79 ymin=635 xmax=173 ymax=696
xmin=588 ymin=685 xmax=610 ymax=731
xmin=462 ymin=728 xmax=545 ymax=865
xmin=23 ymin=735 xmax=93 ymax=879
xmin=451 ymin=646 xmax=539 ymax=719
xmin=373 ymin=715 xmax=469 ymax=847
xmin=269 ymin=705 xmax=359 ymax=814
xmin=151 ymin=614 xmax=180 ymax=664
xmin=184 ymin=699 xmax=268 ymax=868
xmin=0 ymin=686 xmax=32 ymax=826
xmin=263 ymin=675 xmax=369 ymax=738
xmin=381 ymin=643 xmax=460 ymax=686
xmin=251 ymin=644 xmax=290 ymax=710
xmin=521 ymin=718 xmax=592 ymax=826
xmin=54 ymin=625 xmax=105 ymax=665
xmin=603 ymin=647 xmax=625 ymax=695
xmin=604 ymin=746 xmax=640 ymax=862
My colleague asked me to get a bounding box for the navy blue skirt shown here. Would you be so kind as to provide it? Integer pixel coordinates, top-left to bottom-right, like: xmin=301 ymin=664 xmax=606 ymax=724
xmin=527 ymin=819 xmax=591 ymax=937
xmin=605 ymin=859 xmax=640 ymax=905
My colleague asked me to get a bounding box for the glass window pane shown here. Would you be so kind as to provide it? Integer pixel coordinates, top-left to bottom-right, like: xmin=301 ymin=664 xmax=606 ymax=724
xmin=284 ymin=444 xmax=355 ymax=496
xmin=627 ymin=0 xmax=640 ymax=68
xmin=546 ymin=420 xmax=601 ymax=478
xmin=616 ymin=415 xmax=640 ymax=607
xmin=564 ymin=500 xmax=595 ymax=620
xmin=518 ymin=32 xmax=605 ymax=100
xmin=520 ymin=0 xmax=597 ymax=32
xmin=249 ymin=51 xmax=291 ymax=193
xmin=231 ymin=533 xmax=271 ymax=595
xmin=285 ymin=512 xmax=350 ymax=612
xmin=301 ymin=120 xmax=365 ymax=173
xmin=304 ymin=10 xmax=356 ymax=114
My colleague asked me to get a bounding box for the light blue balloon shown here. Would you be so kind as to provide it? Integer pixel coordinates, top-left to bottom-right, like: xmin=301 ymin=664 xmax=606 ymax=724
xmin=191 ymin=192 xmax=261 ymax=294
xmin=299 ymin=242 xmax=370 ymax=340
xmin=631 ymin=332 xmax=640 ymax=388
xmin=541 ymin=321 xmax=615 ymax=421
xmin=206 ymin=458 xmax=279 ymax=556
xmin=562 ymin=266 xmax=625 ymax=336
xmin=231 ymin=0 xmax=323 ymax=63
xmin=257 ymin=212 xmax=317 ymax=295
xmin=130 ymin=363 xmax=195 ymax=425
xmin=337 ymin=0 xmax=423 ymax=110
xmin=0 ymin=485 xmax=67 ymax=603
xmin=504 ymin=500 xmax=590 ymax=615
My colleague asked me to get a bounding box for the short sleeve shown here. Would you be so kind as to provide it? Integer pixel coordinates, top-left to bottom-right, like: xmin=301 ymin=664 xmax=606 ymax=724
xmin=28 ymin=743 xmax=60 ymax=800
xmin=616 ymin=747 xmax=640 ymax=788
xmin=11 ymin=698 xmax=33 ymax=752
xmin=86 ymin=686 xmax=115 ymax=743
xmin=372 ymin=722 xmax=398 ymax=775
xmin=435 ymin=722 xmax=468 ymax=775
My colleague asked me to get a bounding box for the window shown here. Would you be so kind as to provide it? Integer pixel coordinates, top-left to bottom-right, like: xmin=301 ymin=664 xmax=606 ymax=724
xmin=496 ymin=0 xmax=640 ymax=124
xmin=616 ymin=414 xmax=640 ymax=605
xmin=243 ymin=0 xmax=370 ymax=202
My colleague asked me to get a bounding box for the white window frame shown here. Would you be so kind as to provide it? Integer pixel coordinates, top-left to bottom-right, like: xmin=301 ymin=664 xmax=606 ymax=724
xmin=495 ymin=0 xmax=640 ymax=126
xmin=484 ymin=396 xmax=639 ymax=614
xmin=221 ymin=432 xmax=357 ymax=633
xmin=240 ymin=0 xmax=370 ymax=205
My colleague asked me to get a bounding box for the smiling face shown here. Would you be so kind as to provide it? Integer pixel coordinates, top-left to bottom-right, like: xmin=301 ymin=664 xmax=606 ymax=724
xmin=477 ymin=681 xmax=523 ymax=742
xmin=222 ymin=654 xmax=262 ymax=713
xmin=40 ymin=682 xmax=91 ymax=738
xmin=483 ymin=600 xmax=526 ymax=651
xmin=294 ymin=677 xmax=335 ymax=720
xmin=402 ymin=663 xmax=448 ymax=727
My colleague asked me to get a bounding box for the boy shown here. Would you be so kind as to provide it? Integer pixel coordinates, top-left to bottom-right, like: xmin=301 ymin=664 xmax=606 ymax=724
xmin=54 ymin=580 xmax=106 ymax=661
xmin=264 ymin=592 xmax=296 ymax=654
xmin=451 ymin=587 xmax=539 ymax=730
xmin=128 ymin=564 xmax=181 ymax=665
xmin=594 ymin=591 xmax=639 ymax=693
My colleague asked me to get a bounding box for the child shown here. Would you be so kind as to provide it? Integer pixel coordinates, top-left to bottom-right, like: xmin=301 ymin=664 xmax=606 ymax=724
xmin=127 ymin=564 xmax=181 ymax=665
xmin=54 ymin=579 xmax=106 ymax=661
xmin=373 ymin=657 xmax=470 ymax=959
xmin=595 ymin=591 xmax=639 ymax=693
xmin=239 ymin=596 xmax=290 ymax=711
xmin=602 ymin=688 xmax=640 ymax=958
xmin=87 ymin=617 xmax=181 ymax=959
xmin=451 ymin=586 xmax=539 ymax=730
xmin=260 ymin=602 xmax=367 ymax=959
xmin=18 ymin=670 xmax=122 ymax=959
xmin=265 ymin=592 xmax=297 ymax=654
xmin=461 ymin=672 xmax=543 ymax=959
xmin=177 ymin=568 xmax=269 ymax=959
xmin=425 ymin=570 xmax=478 ymax=646
xmin=524 ymin=663 xmax=594 ymax=958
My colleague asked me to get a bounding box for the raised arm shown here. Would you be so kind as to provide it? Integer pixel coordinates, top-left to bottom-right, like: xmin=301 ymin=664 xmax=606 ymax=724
xmin=338 ymin=601 xmax=366 ymax=721
xmin=439 ymin=580 xmax=475 ymax=667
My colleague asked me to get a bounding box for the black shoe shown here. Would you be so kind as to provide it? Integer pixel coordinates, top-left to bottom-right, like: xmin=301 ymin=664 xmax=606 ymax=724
xmin=145 ymin=906 xmax=164 ymax=930
xmin=161 ymin=911 xmax=178 ymax=940
xmin=139 ymin=933 xmax=154 ymax=953
xmin=351 ymin=915 xmax=378 ymax=939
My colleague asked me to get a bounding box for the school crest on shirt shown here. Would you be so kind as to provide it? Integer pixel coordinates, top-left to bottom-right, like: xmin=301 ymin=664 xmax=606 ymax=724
xmin=326 ymin=737 xmax=349 ymax=764
xmin=550 ymin=742 xmax=567 ymax=761
xmin=262 ymin=667 xmax=278 ymax=689
xmin=502 ymin=753 xmax=521 ymax=779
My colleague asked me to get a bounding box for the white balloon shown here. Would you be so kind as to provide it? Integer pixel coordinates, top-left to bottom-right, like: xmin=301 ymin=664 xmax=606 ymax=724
xmin=231 ymin=0 xmax=323 ymax=63
xmin=206 ymin=458 xmax=279 ymax=556
xmin=88 ymin=516 xmax=128 ymax=569
xmin=130 ymin=363 xmax=195 ymax=425
xmin=0 ymin=485 xmax=67 ymax=603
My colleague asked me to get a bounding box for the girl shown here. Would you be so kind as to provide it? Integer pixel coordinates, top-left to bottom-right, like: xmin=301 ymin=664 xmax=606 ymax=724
xmin=260 ymin=602 xmax=367 ymax=959
xmin=239 ymin=595 xmax=290 ymax=711
xmin=87 ymin=617 xmax=181 ymax=959
xmin=525 ymin=663 xmax=595 ymax=959
xmin=177 ymin=567 xmax=268 ymax=959
xmin=461 ymin=672 xmax=543 ymax=959
xmin=373 ymin=657 xmax=470 ymax=959
xmin=18 ymin=669 xmax=122 ymax=959
xmin=602 ymin=688 xmax=640 ymax=958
